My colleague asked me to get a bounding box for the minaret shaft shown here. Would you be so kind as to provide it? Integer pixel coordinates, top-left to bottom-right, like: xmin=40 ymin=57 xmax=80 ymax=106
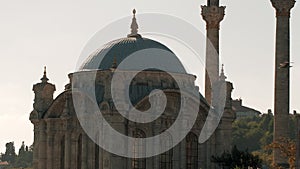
xmin=201 ymin=5 xmax=225 ymax=104
xmin=271 ymin=0 xmax=295 ymax=167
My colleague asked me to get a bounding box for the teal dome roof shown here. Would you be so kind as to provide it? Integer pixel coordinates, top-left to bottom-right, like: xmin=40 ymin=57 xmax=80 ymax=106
xmin=80 ymin=36 xmax=187 ymax=73
xmin=80 ymin=9 xmax=186 ymax=73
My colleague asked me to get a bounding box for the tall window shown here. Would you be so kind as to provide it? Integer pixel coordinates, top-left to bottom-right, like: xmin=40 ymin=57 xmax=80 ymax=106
xmin=132 ymin=129 xmax=146 ymax=169
xmin=95 ymin=132 xmax=100 ymax=169
xmin=186 ymin=133 xmax=198 ymax=169
xmin=160 ymin=134 xmax=173 ymax=169
xmin=77 ymin=134 xmax=82 ymax=169
xmin=60 ymin=135 xmax=65 ymax=169
xmin=95 ymin=143 xmax=100 ymax=169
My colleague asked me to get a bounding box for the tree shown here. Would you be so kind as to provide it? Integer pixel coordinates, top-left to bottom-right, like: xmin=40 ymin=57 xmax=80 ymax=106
xmin=211 ymin=145 xmax=262 ymax=169
xmin=14 ymin=142 xmax=33 ymax=168
xmin=0 ymin=142 xmax=16 ymax=164
xmin=0 ymin=141 xmax=33 ymax=168
xmin=265 ymin=137 xmax=296 ymax=169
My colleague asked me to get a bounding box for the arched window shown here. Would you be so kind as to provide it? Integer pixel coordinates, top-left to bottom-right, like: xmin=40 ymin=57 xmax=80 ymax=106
xmin=186 ymin=132 xmax=198 ymax=169
xmin=60 ymin=135 xmax=65 ymax=169
xmin=159 ymin=133 xmax=173 ymax=169
xmin=77 ymin=134 xmax=82 ymax=169
xmin=132 ymin=129 xmax=146 ymax=169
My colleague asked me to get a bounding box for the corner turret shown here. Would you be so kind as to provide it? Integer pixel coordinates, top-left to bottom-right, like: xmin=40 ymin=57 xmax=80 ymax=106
xmin=30 ymin=67 xmax=56 ymax=119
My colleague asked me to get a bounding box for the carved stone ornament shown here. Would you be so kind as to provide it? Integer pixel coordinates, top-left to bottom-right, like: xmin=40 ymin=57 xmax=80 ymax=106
xmin=271 ymin=0 xmax=296 ymax=17
xmin=201 ymin=5 xmax=226 ymax=29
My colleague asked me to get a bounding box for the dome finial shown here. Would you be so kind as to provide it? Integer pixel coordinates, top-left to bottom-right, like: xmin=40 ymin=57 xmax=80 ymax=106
xmin=41 ymin=66 xmax=49 ymax=83
xmin=128 ymin=9 xmax=141 ymax=38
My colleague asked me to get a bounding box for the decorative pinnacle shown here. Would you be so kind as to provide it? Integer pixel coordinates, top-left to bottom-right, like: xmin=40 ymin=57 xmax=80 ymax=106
xmin=41 ymin=66 xmax=49 ymax=83
xmin=220 ymin=64 xmax=227 ymax=81
xmin=128 ymin=9 xmax=141 ymax=38
xmin=221 ymin=64 xmax=224 ymax=73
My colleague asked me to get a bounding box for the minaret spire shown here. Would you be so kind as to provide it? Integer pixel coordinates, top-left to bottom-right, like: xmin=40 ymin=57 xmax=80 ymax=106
xmin=208 ymin=0 xmax=219 ymax=6
xmin=128 ymin=9 xmax=141 ymax=38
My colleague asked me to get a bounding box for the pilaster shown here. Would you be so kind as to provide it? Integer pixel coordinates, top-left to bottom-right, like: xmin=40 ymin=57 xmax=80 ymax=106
xmin=46 ymin=119 xmax=56 ymax=169
xmin=62 ymin=117 xmax=72 ymax=169
xmin=81 ymin=133 xmax=88 ymax=169
xmin=31 ymin=120 xmax=40 ymax=169
xmin=38 ymin=121 xmax=47 ymax=169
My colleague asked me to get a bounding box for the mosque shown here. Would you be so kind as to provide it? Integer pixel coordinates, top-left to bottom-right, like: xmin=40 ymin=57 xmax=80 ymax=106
xmin=29 ymin=0 xmax=296 ymax=168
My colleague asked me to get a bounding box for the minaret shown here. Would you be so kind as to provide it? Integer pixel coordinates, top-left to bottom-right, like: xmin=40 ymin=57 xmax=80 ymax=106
xmin=271 ymin=0 xmax=295 ymax=167
xmin=201 ymin=0 xmax=225 ymax=104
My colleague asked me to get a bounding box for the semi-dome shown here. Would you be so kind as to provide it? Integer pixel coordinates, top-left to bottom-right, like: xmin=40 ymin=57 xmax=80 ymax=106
xmin=80 ymin=10 xmax=186 ymax=73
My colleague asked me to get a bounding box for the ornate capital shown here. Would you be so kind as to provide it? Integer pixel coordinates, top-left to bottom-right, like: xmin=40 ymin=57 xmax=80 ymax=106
xmin=201 ymin=5 xmax=225 ymax=29
xmin=271 ymin=0 xmax=296 ymax=17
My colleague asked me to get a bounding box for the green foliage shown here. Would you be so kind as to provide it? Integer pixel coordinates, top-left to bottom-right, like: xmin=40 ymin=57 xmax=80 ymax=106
xmin=0 ymin=141 xmax=33 ymax=168
xmin=233 ymin=115 xmax=266 ymax=151
xmin=211 ymin=145 xmax=262 ymax=169
xmin=233 ymin=112 xmax=296 ymax=152
xmin=232 ymin=113 xmax=297 ymax=168
xmin=0 ymin=142 xmax=16 ymax=164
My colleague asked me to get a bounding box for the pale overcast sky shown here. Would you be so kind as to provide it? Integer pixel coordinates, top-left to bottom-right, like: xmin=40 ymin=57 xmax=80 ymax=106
xmin=0 ymin=0 xmax=299 ymax=153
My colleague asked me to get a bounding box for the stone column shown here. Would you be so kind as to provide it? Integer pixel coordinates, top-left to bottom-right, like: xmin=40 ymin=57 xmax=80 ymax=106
xmin=271 ymin=0 xmax=295 ymax=167
xmin=38 ymin=121 xmax=47 ymax=169
xmin=201 ymin=5 xmax=225 ymax=104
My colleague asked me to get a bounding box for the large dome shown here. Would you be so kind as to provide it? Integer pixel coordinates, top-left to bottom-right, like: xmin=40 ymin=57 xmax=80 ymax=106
xmin=80 ymin=36 xmax=186 ymax=73
xmin=80 ymin=9 xmax=186 ymax=73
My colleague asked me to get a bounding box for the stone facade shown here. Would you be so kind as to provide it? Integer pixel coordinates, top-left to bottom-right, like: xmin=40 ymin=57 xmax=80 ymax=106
xmin=30 ymin=67 xmax=234 ymax=169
